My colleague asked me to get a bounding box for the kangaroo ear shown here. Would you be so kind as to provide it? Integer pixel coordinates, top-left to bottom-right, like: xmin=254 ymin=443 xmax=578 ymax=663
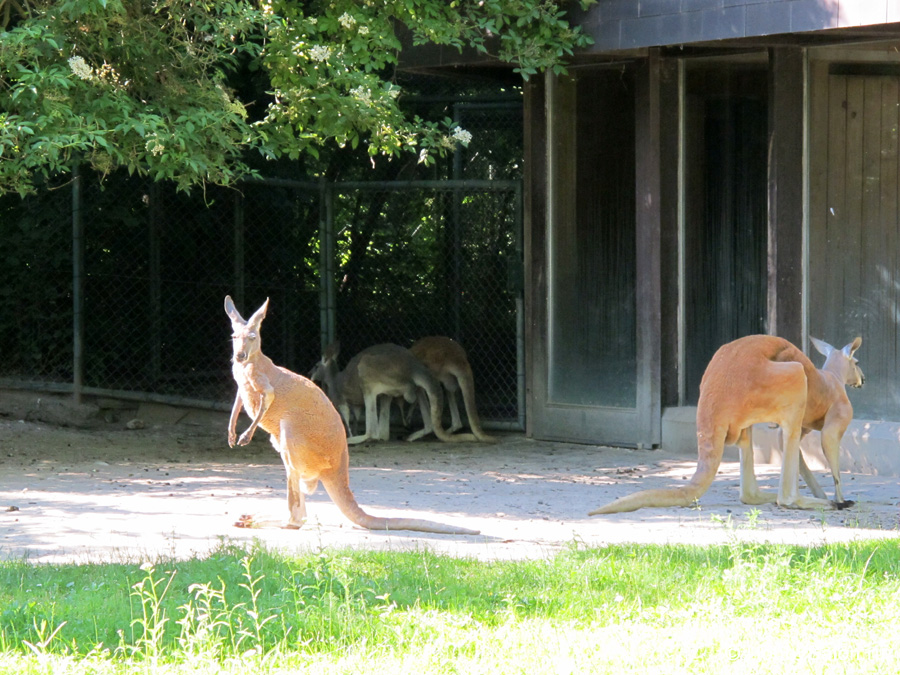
xmin=224 ymin=295 xmax=245 ymax=325
xmin=844 ymin=336 xmax=862 ymax=357
xmin=809 ymin=336 xmax=834 ymax=357
xmin=247 ymin=298 xmax=269 ymax=327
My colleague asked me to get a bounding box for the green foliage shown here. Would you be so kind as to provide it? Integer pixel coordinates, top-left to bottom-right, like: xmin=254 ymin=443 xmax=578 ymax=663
xmin=0 ymin=0 xmax=266 ymax=195
xmin=0 ymin=0 xmax=595 ymax=196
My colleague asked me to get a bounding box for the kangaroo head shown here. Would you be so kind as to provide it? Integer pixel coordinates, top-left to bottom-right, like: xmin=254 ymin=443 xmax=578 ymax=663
xmin=224 ymin=295 xmax=269 ymax=364
xmin=810 ymin=336 xmax=864 ymax=388
xmin=309 ymin=341 xmax=340 ymax=383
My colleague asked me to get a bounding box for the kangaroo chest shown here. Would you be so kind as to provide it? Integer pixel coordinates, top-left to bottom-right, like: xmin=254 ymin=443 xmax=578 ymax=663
xmin=232 ymin=361 xmax=272 ymax=417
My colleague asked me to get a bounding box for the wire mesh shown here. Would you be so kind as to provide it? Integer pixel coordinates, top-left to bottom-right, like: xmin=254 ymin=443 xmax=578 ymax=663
xmin=0 ymin=179 xmax=73 ymax=384
xmin=0 ymin=176 xmax=522 ymax=423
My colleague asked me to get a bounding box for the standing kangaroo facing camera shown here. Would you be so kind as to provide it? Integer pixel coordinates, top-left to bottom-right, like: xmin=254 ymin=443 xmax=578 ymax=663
xmin=590 ymin=335 xmax=864 ymax=515
xmin=224 ymin=295 xmax=479 ymax=535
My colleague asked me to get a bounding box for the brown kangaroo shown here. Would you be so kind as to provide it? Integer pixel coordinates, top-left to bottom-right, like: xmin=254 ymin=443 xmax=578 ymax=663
xmin=409 ymin=336 xmax=497 ymax=443
xmin=311 ymin=341 xmax=477 ymax=444
xmin=590 ymin=335 xmax=863 ymax=515
xmin=224 ymin=296 xmax=479 ymax=535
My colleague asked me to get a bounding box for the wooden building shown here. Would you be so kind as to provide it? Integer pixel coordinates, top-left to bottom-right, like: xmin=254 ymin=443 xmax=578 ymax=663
xmin=413 ymin=2 xmax=900 ymax=474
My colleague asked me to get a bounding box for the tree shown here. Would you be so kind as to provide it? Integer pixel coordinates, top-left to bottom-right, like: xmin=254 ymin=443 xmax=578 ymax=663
xmin=0 ymin=0 xmax=593 ymax=195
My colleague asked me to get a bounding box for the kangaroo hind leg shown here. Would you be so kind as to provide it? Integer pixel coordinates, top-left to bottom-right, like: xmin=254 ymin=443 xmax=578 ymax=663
xmin=278 ymin=421 xmax=309 ymax=528
xmin=777 ymin=415 xmax=834 ymax=511
xmin=797 ymin=430 xmax=828 ymax=501
xmin=737 ymin=427 xmax=776 ymax=505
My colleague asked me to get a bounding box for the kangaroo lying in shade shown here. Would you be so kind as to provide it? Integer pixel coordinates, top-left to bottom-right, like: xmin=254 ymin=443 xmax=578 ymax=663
xmin=224 ymin=296 xmax=479 ymax=535
xmin=590 ymin=335 xmax=864 ymax=515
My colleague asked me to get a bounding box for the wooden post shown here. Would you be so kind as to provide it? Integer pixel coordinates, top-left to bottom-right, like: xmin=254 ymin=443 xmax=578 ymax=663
xmin=523 ymin=74 xmax=547 ymax=438
xmin=768 ymin=47 xmax=806 ymax=347
xmin=635 ymin=50 xmax=662 ymax=447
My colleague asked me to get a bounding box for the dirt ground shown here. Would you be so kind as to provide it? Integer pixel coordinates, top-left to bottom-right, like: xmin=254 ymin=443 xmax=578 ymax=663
xmin=1 ymin=413 xmax=898 ymax=564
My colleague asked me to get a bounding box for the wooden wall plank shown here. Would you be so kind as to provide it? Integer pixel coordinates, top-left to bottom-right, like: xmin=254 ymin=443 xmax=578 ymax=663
xmin=880 ymin=76 xmax=900 ymax=362
xmin=823 ymin=74 xmax=848 ymax=342
xmin=843 ymin=76 xmax=865 ymax=324
xmin=808 ymin=61 xmax=830 ymax=334
xmin=861 ymin=77 xmax=884 ymax=350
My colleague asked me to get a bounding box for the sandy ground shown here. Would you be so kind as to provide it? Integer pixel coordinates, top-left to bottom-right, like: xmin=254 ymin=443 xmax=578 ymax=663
xmin=0 ymin=417 xmax=898 ymax=564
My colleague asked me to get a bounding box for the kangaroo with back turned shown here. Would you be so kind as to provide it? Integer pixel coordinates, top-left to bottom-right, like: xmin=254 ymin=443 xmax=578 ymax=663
xmin=225 ymin=296 xmax=479 ymax=535
xmin=590 ymin=335 xmax=864 ymax=515
xmin=311 ymin=340 xmax=478 ymax=444
xmin=408 ymin=336 xmax=497 ymax=443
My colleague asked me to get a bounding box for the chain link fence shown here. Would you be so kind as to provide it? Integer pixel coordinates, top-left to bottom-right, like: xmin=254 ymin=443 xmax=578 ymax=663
xmin=0 ymin=174 xmax=523 ymax=426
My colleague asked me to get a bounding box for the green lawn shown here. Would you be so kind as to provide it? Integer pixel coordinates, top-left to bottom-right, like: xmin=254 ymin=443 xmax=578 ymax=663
xmin=2 ymin=537 xmax=899 ymax=673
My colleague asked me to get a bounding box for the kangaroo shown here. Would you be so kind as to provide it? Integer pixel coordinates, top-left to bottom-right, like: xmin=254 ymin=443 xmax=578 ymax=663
xmin=590 ymin=335 xmax=864 ymax=515
xmin=309 ymin=341 xmax=362 ymax=436
xmin=409 ymin=336 xmax=497 ymax=443
xmin=224 ymin=296 xmax=479 ymax=535
xmin=311 ymin=341 xmax=477 ymax=444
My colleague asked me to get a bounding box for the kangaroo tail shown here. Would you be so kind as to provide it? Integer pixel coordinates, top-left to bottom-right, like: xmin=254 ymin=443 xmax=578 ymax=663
xmin=322 ymin=478 xmax=479 ymax=535
xmin=589 ymin=423 xmax=724 ymax=515
xmin=424 ymin=378 xmax=477 ymax=443
xmin=451 ymin=363 xmax=497 ymax=443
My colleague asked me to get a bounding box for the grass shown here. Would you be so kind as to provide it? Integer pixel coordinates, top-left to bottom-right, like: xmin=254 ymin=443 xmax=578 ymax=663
xmin=1 ymin=537 xmax=900 ymax=673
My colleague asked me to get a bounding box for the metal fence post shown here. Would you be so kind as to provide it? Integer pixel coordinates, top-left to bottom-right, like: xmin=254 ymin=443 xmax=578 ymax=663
xmin=319 ymin=178 xmax=336 ymax=348
xmin=72 ymin=164 xmax=85 ymax=404
xmin=149 ymin=183 xmax=162 ymax=385
xmin=451 ymin=105 xmax=464 ymax=337
xmin=233 ymin=190 xmax=245 ymax=307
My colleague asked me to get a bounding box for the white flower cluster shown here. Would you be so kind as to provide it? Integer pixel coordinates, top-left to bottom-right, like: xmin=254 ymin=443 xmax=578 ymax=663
xmin=350 ymin=86 xmax=373 ymax=105
xmin=145 ymin=139 xmax=165 ymax=156
xmin=68 ymin=55 xmax=93 ymax=81
xmin=451 ymin=126 xmax=473 ymax=145
xmin=338 ymin=12 xmax=356 ymax=29
xmin=309 ymin=44 xmax=332 ymax=62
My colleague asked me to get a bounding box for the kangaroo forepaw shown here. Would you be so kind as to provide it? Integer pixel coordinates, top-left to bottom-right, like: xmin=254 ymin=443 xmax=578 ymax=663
xmin=237 ymin=432 xmax=254 ymax=446
xmin=834 ymin=499 xmax=856 ymax=510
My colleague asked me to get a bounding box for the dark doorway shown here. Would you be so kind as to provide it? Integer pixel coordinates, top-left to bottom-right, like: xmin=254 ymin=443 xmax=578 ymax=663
xmin=683 ymin=65 xmax=769 ymax=403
